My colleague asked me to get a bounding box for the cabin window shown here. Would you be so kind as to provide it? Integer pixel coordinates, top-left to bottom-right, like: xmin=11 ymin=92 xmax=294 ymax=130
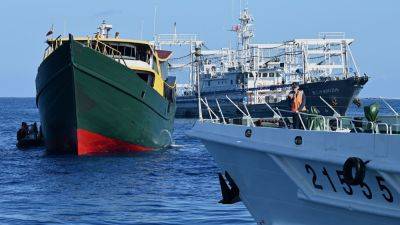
xmin=137 ymin=72 xmax=155 ymax=87
xmin=117 ymin=46 xmax=125 ymax=55
xmin=132 ymin=48 xmax=137 ymax=58
xmin=269 ymin=73 xmax=274 ymax=77
xmin=231 ymin=80 xmax=233 ymax=84
xmin=124 ymin=47 xmax=131 ymax=57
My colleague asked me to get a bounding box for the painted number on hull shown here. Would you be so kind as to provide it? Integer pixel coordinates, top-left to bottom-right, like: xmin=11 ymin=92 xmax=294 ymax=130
xmin=304 ymin=164 xmax=394 ymax=203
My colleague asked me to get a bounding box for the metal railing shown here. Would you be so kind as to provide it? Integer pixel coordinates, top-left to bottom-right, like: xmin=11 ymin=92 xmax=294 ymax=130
xmin=43 ymin=36 xmax=127 ymax=67
xmin=198 ymin=95 xmax=399 ymax=135
xmin=43 ymin=35 xmax=62 ymax=59
xmin=89 ymin=38 xmax=127 ymax=67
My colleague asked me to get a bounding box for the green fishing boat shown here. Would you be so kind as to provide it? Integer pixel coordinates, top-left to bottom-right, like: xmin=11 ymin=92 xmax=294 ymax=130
xmin=36 ymin=21 xmax=176 ymax=155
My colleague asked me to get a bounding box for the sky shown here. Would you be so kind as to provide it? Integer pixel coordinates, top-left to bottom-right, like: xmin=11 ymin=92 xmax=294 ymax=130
xmin=0 ymin=0 xmax=399 ymax=97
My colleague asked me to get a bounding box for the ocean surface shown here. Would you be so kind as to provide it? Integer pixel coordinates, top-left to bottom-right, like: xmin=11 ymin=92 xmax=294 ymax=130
xmin=1 ymin=98 xmax=399 ymax=225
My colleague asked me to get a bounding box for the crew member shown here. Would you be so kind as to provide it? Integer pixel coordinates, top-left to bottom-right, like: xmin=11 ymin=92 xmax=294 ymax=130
xmin=288 ymin=83 xmax=306 ymax=129
xmin=17 ymin=122 xmax=29 ymax=141
xmin=146 ymin=49 xmax=153 ymax=66
xmin=30 ymin=122 xmax=39 ymax=139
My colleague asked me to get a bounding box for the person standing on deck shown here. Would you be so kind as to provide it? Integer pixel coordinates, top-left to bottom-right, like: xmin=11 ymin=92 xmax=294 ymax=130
xmin=288 ymin=83 xmax=306 ymax=129
xmin=146 ymin=49 xmax=153 ymax=68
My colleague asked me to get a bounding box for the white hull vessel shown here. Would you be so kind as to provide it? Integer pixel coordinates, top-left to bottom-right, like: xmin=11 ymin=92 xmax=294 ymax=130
xmin=188 ymin=103 xmax=400 ymax=225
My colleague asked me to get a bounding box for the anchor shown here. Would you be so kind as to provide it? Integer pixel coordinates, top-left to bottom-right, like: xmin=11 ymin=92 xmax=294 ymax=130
xmin=218 ymin=171 xmax=241 ymax=204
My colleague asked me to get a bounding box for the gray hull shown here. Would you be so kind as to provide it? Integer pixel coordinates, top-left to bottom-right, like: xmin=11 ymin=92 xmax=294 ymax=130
xmin=176 ymin=76 xmax=368 ymax=118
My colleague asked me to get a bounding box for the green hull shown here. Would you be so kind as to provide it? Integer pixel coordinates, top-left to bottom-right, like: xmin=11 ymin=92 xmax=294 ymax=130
xmin=36 ymin=37 xmax=176 ymax=155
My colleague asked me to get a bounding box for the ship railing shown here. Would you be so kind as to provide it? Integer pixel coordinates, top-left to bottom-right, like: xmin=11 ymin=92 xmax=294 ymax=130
xmin=89 ymin=38 xmax=127 ymax=67
xmin=43 ymin=35 xmax=63 ymax=59
xmin=199 ymin=97 xmax=220 ymax=123
xmin=377 ymin=123 xmax=389 ymax=134
xmin=43 ymin=36 xmax=127 ymax=68
xmin=390 ymin=124 xmax=400 ymax=135
xmin=261 ymin=109 xmax=393 ymax=134
xmin=277 ymin=109 xmax=328 ymax=131
xmin=199 ymin=95 xmax=398 ymax=135
xmin=318 ymin=32 xmax=346 ymax=39
xmin=280 ymin=111 xmax=391 ymax=134
xmin=154 ymin=34 xmax=203 ymax=47
xmin=199 ymin=96 xmax=255 ymax=126
xmin=215 ymin=98 xmax=226 ymax=124
xmin=225 ymin=95 xmax=255 ymax=127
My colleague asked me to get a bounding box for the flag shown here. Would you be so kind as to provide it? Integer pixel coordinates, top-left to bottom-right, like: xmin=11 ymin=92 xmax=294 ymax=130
xmin=231 ymin=24 xmax=240 ymax=32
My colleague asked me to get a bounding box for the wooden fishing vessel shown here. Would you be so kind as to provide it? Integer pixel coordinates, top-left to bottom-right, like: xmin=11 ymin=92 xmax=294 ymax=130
xmin=36 ymin=21 xmax=176 ymax=155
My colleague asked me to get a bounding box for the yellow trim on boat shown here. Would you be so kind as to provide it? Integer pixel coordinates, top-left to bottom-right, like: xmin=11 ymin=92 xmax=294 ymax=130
xmin=130 ymin=67 xmax=164 ymax=97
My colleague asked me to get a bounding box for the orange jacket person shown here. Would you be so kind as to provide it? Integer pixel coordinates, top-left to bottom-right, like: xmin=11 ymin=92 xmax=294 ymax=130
xmin=288 ymin=83 xmax=306 ymax=129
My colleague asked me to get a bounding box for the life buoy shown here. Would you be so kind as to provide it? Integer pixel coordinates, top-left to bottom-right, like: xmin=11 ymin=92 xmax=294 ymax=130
xmin=343 ymin=157 xmax=366 ymax=186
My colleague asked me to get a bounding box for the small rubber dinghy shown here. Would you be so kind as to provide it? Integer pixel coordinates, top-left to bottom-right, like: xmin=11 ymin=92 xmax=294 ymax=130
xmin=17 ymin=122 xmax=44 ymax=149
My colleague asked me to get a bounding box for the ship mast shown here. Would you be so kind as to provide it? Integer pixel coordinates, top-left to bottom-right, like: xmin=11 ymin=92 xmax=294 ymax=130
xmin=236 ymin=8 xmax=254 ymax=51
xmin=232 ymin=8 xmax=256 ymax=99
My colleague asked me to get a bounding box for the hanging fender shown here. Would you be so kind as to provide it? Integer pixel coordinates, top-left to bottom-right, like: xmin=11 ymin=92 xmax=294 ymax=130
xmin=343 ymin=157 xmax=367 ymax=186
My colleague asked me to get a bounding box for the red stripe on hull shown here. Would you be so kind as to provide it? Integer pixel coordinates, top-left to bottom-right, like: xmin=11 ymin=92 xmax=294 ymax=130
xmin=77 ymin=129 xmax=154 ymax=155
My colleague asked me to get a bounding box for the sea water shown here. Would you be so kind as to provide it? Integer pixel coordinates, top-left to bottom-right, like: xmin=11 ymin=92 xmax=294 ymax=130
xmin=0 ymin=98 xmax=399 ymax=224
xmin=0 ymin=98 xmax=253 ymax=225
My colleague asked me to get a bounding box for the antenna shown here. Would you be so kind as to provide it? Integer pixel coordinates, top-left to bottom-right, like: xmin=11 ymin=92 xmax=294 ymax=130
xmin=173 ymin=22 xmax=177 ymax=35
xmin=140 ymin=20 xmax=144 ymax=40
xmin=153 ymin=6 xmax=158 ymax=38
xmin=63 ymin=20 xmax=66 ymax=37
xmin=229 ymin=0 xmax=234 ymax=49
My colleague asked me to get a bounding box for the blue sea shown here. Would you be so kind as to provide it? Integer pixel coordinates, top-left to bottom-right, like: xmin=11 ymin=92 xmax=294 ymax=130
xmin=0 ymin=98 xmax=399 ymax=225
xmin=0 ymin=98 xmax=253 ymax=225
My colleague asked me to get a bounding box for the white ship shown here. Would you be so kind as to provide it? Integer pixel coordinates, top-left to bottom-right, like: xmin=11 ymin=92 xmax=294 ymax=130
xmin=188 ymin=98 xmax=400 ymax=225
xmin=158 ymin=9 xmax=368 ymax=118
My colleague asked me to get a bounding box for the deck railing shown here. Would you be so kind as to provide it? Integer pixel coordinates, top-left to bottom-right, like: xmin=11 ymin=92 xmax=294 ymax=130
xmin=89 ymin=38 xmax=127 ymax=67
xmin=43 ymin=35 xmax=62 ymax=59
xmin=43 ymin=36 xmax=127 ymax=67
xmin=199 ymin=95 xmax=399 ymax=135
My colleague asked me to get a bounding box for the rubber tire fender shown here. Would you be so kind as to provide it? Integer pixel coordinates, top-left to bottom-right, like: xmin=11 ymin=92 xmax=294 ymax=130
xmin=343 ymin=157 xmax=366 ymax=186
